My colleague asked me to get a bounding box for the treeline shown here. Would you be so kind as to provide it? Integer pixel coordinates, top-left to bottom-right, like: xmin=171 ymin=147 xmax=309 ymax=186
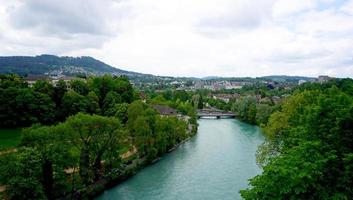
xmin=230 ymin=95 xmax=278 ymax=125
xmin=0 ymin=74 xmax=134 ymax=127
xmin=145 ymin=89 xmax=202 ymax=114
xmin=203 ymin=85 xmax=283 ymax=125
xmin=0 ymin=74 xmax=195 ymax=199
xmin=241 ymin=79 xmax=353 ymax=199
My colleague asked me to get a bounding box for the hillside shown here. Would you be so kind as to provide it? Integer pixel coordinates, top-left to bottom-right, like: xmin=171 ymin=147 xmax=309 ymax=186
xmin=261 ymin=75 xmax=316 ymax=82
xmin=0 ymin=54 xmax=141 ymax=77
xmin=0 ymin=55 xmax=319 ymax=86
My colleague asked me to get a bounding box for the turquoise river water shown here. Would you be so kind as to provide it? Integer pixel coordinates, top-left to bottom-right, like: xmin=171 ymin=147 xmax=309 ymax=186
xmin=97 ymin=119 xmax=264 ymax=200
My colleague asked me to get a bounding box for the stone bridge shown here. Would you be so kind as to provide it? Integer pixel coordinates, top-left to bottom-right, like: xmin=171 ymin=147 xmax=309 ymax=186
xmin=197 ymin=109 xmax=236 ymax=119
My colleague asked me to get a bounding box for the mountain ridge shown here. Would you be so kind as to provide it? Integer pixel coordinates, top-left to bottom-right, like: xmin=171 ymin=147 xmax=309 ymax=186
xmin=0 ymin=55 xmax=319 ymax=82
xmin=0 ymin=54 xmax=143 ymax=77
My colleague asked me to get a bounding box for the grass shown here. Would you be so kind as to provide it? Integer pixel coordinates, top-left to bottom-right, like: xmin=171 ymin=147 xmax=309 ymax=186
xmin=0 ymin=129 xmax=22 ymax=150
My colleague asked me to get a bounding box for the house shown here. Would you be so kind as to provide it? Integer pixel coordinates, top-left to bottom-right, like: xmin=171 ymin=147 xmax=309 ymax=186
xmin=317 ymin=75 xmax=333 ymax=83
xmin=25 ymin=74 xmax=77 ymax=86
xmin=139 ymin=92 xmax=147 ymax=102
xmin=25 ymin=75 xmax=51 ymax=86
xmin=153 ymin=105 xmax=178 ymax=116
xmin=213 ymin=93 xmax=240 ymax=103
xmin=298 ymin=80 xmax=307 ymax=85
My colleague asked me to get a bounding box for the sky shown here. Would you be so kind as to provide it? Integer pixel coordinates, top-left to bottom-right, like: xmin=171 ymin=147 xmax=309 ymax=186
xmin=0 ymin=0 xmax=353 ymax=78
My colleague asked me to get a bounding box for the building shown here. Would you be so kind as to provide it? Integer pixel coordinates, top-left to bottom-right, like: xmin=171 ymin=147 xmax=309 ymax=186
xmin=298 ymin=80 xmax=307 ymax=85
xmin=317 ymin=75 xmax=333 ymax=83
xmin=213 ymin=93 xmax=240 ymax=103
xmin=25 ymin=75 xmax=50 ymax=86
xmin=153 ymin=105 xmax=178 ymax=116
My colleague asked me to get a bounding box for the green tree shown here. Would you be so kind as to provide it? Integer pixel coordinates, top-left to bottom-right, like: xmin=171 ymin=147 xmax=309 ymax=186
xmin=21 ymin=125 xmax=73 ymax=199
xmin=242 ymin=86 xmax=353 ymax=199
xmin=88 ymin=75 xmax=134 ymax=108
xmin=133 ymin=116 xmax=152 ymax=157
xmin=0 ymin=74 xmax=28 ymax=89
xmin=107 ymin=103 xmax=129 ymax=123
xmin=255 ymin=104 xmax=274 ymax=125
xmin=33 ymin=92 xmax=56 ymax=125
xmin=53 ymin=80 xmax=67 ymax=107
xmin=61 ymin=91 xmax=87 ymax=118
xmin=33 ymin=80 xmax=54 ymax=99
xmin=62 ymin=113 xmax=123 ymax=184
xmin=85 ymin=91 xmax=101 ymax=114
xmin=0 ymin=148 xmax=46 ymax=200
xmin=0 ymin=88 xmax=55 ymax=127
xmin=197 ymin=95 xmax=204 ymax=109
xmin=232 ymin=96 xmax=257 ymax=124
xmin=127 ymin=101 xmax=145 ymax=131
xmin=70 ymin=79 xmax=89 ymax=96
xmin=103 ymin=91 xmax=122 ymax=115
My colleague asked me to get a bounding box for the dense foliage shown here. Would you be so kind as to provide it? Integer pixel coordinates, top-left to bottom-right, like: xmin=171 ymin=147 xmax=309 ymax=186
xmin=241 ymin=79 xmax=353 ymax=199
xmin=0 ymin=74 xmax=135 ymax=127
xmin=202 ymin=84 xmax=283 ymax=125
xmin=0 ymin=74 xmax=195 ymax=200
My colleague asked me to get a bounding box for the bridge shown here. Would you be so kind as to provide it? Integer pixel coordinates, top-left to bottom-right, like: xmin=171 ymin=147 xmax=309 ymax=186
xmin=197 ymin=109 xmax=236 ymax=119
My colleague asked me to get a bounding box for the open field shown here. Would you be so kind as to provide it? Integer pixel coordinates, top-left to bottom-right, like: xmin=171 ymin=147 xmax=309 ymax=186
xmin=0 ymin=129 xmax=21 ymax=150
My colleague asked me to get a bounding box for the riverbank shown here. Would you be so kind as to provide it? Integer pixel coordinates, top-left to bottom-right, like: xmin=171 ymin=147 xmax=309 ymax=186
xmin=61 ymin=130 xmax=197 ymax=200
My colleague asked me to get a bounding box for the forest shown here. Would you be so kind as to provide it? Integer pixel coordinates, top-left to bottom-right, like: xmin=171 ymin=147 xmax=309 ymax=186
xmin=0 ymin=74 xmax=197 ymax=199
xmin=241 ymin=79 xmax=353 ymax=199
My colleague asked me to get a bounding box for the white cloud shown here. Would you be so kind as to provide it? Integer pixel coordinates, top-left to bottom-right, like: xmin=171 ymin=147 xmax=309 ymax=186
xmin=0 ymin=0 xmax=352 ymax=78
xmin=272 ymin=0 xmax=316 ymax=17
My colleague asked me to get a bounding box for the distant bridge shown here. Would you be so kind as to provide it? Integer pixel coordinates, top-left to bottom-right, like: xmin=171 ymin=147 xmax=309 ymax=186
xmin=197 ymin=109 xmax=236 ymax=119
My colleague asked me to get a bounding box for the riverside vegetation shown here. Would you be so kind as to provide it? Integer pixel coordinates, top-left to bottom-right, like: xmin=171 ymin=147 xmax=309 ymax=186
xmin=0 ymin=74 xmax=197 ymax=199
xmin=161 ymin=78 xmax=353 ymax=199
xmin=240 ymin=79 xmax=353 ymax=199
xmin=1 ymin=73 xmax=353 ymax=199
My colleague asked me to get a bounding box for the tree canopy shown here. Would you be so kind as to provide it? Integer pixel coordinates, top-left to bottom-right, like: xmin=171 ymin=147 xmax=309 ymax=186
xmin=241 ymin=81 xmax=353 ymax=199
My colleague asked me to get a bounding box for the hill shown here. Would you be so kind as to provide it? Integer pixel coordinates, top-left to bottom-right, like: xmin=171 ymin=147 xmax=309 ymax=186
xmin=0 ymin=54 xmax=141 ymax=77
xmin=261 ymin=75 xmax=316 ymax=83
xmin=0 ymin=55 xmax=319 ymax=85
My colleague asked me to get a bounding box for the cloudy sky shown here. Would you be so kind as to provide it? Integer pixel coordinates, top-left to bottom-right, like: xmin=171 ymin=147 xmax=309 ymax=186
xmin=0 ymin=0 xmax=353 ymax=77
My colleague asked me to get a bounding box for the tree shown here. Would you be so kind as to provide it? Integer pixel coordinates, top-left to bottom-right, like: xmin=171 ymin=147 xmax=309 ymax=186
xmin=53 ymin=80 xmax=67 ymax=107
xmin=33 ymin=92 xmax=56 ymax=125
xmin=33 ymin=80 xmax=54 ymax=99
xmin=85 ymin=91 xmax=101 ymax=114
xmin=232 ymin=96 xmax=257 ymax=124
xmin=133 ymin=116 xmax=152 ymax=156
xmin=0 ymin=88 xmax=55 ymax=127
xmin=12 ymin=88 xmax=36 ymax=126
xmin=70 ymin=79 xmax=89 ymax=96
xmin=255 ymin=104 xmax=274 ymax=125
xmin=197 ymin=95 xmax=204 ymax=109
xmin=0 ymin=74 xmax=28 ymax=89
xmin=61 ymin=91 xmax=87 ymax=118
xmin=127 ymin=101 xmax=145 ymax=131
xmin=242 ymin=86 xmax=353 ymax=199
xmin=102 ymin=91 xmax=122 ymax=115
xmin=107 ymin=103 xmax=129 ymax=123
xmin=62 ymin=113 xmax=123 ymax=184
xmin=21 ymin=125 xmax=73 ymax=199
xmin=241 ymin=141 xmax=338 ymax=200
xmin=88 ymin=75 xmax=134 ymax=107
xmin=0 ymin=148 xmax=46 ymax=200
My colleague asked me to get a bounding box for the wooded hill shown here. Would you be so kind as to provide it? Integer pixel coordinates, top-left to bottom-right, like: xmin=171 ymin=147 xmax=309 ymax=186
xmin=0 ymin=55 xmax=141 ymax=77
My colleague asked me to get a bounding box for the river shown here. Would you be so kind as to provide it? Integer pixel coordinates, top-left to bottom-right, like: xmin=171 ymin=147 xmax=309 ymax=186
xmin=96 ymin=119 xmax=264 ymax=200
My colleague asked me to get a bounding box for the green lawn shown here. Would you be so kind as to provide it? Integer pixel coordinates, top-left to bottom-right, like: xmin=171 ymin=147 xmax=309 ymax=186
xmin=0 ymin=129 xmax=22 ymax=150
